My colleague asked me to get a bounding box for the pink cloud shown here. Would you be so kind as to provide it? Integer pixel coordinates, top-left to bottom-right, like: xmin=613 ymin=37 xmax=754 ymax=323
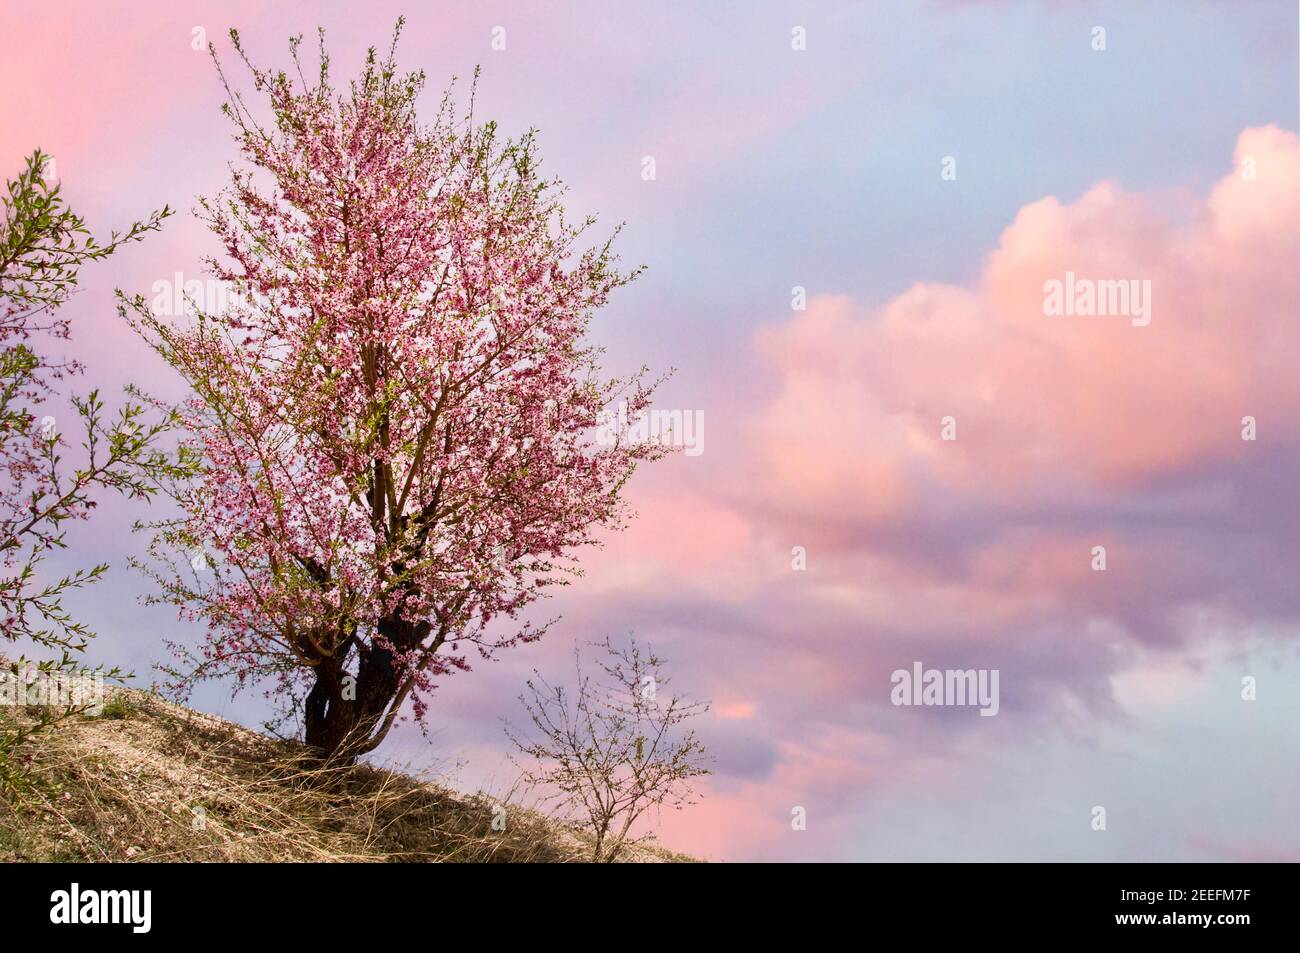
xmin=752 ymin=127 xmax=1299 ymax=504
xmin=714 ymin=700 xmax=757 ymax=720
xmin=586 ymin=126 xmax=1300 ymax=858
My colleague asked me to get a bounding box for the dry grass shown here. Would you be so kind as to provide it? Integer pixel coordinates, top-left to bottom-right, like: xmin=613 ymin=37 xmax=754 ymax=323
xmin=0 ymin=688 xmax=693 ymax=863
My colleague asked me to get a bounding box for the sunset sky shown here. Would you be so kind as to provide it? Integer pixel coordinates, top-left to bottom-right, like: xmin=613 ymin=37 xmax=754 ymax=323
xmin=3 ymin=0 xmax=1298 ymax=861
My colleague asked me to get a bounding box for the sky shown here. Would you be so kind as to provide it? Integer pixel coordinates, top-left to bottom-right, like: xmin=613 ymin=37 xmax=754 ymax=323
xmin=2 ymin=0 xmax=1298 ymax=861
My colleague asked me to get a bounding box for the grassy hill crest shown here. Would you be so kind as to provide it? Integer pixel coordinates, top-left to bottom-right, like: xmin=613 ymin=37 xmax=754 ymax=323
xmin=0 ymin=688 xmax=694 ymax=863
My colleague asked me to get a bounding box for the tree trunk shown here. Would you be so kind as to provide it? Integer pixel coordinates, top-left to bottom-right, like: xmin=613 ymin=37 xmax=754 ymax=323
xmin=301 ymin=612 xmax=428 ymax=761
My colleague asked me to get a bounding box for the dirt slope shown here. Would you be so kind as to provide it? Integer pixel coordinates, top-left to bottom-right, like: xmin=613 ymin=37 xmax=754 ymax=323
xmin=0 ymin=688 xmax=692 ymax=863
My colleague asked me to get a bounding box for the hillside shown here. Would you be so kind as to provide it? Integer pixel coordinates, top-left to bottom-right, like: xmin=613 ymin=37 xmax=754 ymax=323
xmin=0 ymin=688 xmax=694 ymax=863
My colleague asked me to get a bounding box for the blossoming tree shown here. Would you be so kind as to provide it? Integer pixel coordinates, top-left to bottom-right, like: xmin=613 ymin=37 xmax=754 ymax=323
xmin=124 ymin=25 xmax=664 ymax=760
xmin=2 ymin=149 xmax=175 ymax=779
